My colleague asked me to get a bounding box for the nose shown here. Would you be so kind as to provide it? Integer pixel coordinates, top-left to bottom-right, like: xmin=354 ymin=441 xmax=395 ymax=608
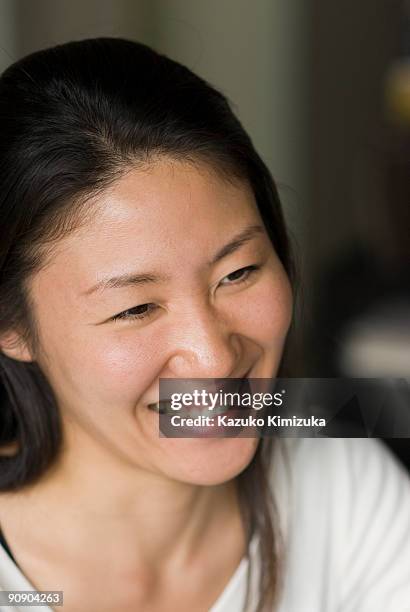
xmin=167 ymin=305 xmax=243 ymax=379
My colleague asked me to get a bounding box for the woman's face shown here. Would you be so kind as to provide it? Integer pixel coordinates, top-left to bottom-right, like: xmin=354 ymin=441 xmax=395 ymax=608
xmin=27 ymin=158 xmax=293 ymax=486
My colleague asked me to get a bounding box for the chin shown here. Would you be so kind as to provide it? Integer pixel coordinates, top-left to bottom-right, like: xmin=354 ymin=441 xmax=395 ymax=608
xmin=158 ymin=436 xmax=260 ymax=486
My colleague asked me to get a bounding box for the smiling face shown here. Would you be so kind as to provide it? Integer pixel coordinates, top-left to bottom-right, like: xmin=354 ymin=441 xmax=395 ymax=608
xmin=24 ymin=158 xmax=293 ymax=486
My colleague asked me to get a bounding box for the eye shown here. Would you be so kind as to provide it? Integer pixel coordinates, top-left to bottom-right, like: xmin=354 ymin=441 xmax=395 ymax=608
xmin=110 ymin=265 xmax=260 ymax=323
xmin=111 ymin=303 xmax=158 ymax=322
xmin=219 ymin=265 xmax=260 ymax=286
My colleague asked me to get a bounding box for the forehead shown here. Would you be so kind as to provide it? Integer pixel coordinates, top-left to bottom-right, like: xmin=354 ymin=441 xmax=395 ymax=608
xmin=86 ymin=158 xmax=258 ymax=237
xmin=34 ymin=159 xmax=263 ymax=295
xmin=61 ymin=158 xmax=258 ymax=251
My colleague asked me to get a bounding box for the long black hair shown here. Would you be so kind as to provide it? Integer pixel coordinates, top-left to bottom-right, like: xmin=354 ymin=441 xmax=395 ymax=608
xmin=0 ymin=38 xmax=294 ymax=611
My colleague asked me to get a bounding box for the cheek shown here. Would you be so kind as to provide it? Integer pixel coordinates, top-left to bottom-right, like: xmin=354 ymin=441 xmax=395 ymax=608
xmin=30 ymin=275 xmax=158 ymax=407
xmin=88 ymin=334 xmax=159 ymax=398
xmin=236 ymin=268 xmax=293 ymax=346
xmin=39 ymin=320 xmax=161 ymax=408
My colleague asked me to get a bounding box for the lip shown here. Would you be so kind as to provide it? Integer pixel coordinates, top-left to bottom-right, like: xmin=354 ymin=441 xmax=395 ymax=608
xmin=146 ymin=367 xmax=253 ymax=414
xmin=147 ymin=400 xmax=175 ymax=414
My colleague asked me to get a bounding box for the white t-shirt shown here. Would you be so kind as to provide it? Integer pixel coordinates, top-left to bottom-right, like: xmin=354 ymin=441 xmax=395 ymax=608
xmin=1 ymin=438 xmax=409 ymax=611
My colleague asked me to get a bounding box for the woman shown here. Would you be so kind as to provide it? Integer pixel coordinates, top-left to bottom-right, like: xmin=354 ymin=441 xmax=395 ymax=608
xmin=0 ymin=38 xmax=409 ymax=612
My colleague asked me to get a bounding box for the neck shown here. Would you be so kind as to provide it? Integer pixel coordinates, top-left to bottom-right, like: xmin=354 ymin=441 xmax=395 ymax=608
xmin=0 ymin=427 xmax=242 ymax=571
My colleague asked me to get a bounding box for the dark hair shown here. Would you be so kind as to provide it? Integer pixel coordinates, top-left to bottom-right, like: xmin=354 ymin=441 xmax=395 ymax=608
xmin=0 ymin=38 xmax=293 ymax=611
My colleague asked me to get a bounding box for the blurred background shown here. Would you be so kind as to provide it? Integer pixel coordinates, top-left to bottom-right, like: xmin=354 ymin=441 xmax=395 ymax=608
xmin=0 ymin=0 xmax=409 ymax=465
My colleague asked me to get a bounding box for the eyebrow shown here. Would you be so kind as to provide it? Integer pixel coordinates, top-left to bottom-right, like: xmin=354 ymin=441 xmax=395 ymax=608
xmin=82 ymin=223 xmax=265 ymax=296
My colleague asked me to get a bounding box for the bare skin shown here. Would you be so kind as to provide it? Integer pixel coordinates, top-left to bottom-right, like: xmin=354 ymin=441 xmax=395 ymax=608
xmin=0 ymin=158 xmax=292 ymax=610
xmin=0 ymin=479 xmax=245 ymax=611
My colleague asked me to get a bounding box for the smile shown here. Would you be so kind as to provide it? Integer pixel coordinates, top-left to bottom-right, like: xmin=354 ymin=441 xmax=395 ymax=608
xmin=146 ymin=371 xmax=253 ymax=416
xmin=147 ymin=401 xmax=233 ymax=416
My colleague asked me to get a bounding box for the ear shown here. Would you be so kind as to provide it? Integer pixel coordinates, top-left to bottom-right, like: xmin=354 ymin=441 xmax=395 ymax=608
xmin=0 ymin=331 xmax=34 ymax=363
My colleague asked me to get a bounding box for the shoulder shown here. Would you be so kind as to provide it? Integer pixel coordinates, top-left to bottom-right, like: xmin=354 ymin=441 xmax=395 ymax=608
xmin=273 ymin=437 xmax=410 ymax=537
xmin=271 ymin=438 xmax=410 ymax=611
xmin=274 ymin=436 xmax=409 ymax=493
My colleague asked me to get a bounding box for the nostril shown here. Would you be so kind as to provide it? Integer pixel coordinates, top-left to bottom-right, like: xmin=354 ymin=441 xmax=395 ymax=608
xmin=167 ymin=313 xmax=243 ymax=376
xmin=168 ymin=351 xmax=241 ymax=380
